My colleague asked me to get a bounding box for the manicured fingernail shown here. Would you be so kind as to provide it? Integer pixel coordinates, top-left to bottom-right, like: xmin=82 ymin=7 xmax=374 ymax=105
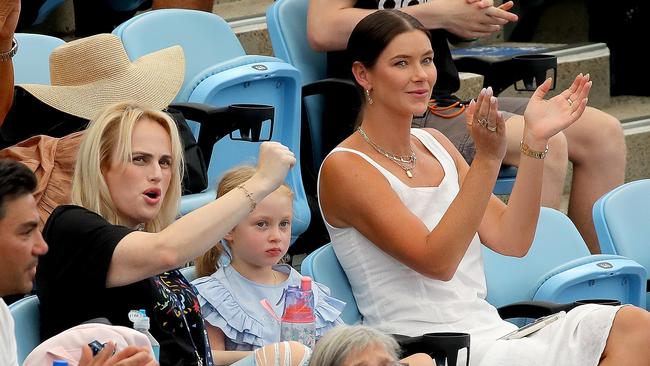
xmin=585 ymin=73 xmax=590 ymax=79
xmin=497 ymin=111 xmax=503 ymax=119
xmin=487 ymin=86 xmax=493 ymax=95
xmin=490 ymin=96 xmax=496 ymax=104
xmin=480 ymin=88 xmax=486 ymax=95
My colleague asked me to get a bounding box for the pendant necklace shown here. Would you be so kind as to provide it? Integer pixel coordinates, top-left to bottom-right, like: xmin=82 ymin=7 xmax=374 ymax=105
xmin=358 ymin=127 xmax=417 ymax=178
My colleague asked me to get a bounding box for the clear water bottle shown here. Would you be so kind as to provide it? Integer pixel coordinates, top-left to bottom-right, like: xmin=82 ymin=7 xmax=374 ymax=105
xmin=128 ymin=309 xmax=160 ymax=361
xmin=279 ymin=277 xmax=316 ymax=348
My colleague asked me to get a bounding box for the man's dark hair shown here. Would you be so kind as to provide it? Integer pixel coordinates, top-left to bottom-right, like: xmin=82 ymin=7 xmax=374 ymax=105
xmin=0 ymin=160 xmax=37 ymax=219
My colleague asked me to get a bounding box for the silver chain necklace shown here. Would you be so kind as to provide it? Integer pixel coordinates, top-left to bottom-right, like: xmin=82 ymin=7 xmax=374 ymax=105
xmin=358 ymin=127 xmax=417 ymax=178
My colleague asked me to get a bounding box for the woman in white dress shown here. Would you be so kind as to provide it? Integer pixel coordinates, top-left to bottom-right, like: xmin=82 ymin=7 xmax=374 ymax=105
xmin=317 ymin=9 xmax=650 ymax=366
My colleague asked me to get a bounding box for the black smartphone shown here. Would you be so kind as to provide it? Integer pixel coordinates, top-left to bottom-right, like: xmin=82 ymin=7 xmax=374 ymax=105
xmin=88 ymin=340 xmax=107 ymax=357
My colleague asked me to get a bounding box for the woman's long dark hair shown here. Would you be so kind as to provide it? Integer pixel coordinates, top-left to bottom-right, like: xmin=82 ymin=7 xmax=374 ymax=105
xmin=347 ymin=10 xmax=431 ymax=72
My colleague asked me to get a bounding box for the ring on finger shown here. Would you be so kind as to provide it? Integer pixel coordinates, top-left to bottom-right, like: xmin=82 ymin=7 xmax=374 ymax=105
xmin=567 ymin=98 xmax=574 ymax=107
xmin=477 ymin=118 xmax=488 ymax=127
xmin=486 ymin=125 xmax=497 ymax=132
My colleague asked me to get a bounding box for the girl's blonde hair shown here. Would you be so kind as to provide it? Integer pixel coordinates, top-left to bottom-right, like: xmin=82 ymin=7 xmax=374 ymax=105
xmin=72 ymin=101 xmax=184 ymax=233
xmin=195 ymin=165 xmax=293 ymax=278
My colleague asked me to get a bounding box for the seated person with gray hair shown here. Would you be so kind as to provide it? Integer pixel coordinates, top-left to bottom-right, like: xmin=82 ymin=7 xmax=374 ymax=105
xmin=310 ymin=326 xmax=434 ymax=366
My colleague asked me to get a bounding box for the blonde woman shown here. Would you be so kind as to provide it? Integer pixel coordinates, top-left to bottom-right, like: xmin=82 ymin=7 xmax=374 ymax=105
xmin=35 ymin=102 xmax=296 ymax=366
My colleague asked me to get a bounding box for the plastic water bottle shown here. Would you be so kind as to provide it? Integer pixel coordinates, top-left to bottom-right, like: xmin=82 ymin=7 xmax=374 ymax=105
xmin=279 ymin=277 xmax=316 ymax=348
xmin=128 ymin=309 xmax=160 ymax=361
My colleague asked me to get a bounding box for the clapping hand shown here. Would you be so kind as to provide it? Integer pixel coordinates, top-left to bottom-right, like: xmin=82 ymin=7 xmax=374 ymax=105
xmin=465 ymin=87 xmax=507 ymax=162
xmin=523 ymin=74 xmax=591 ymax=141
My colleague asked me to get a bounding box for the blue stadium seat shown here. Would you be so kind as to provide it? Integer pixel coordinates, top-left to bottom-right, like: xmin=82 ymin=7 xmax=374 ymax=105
xmin=114 ymin=9 xmax=310 ymax=242
xmin=483 ymin=207 xmax=646 ymax=309
xmin=180 ymin=265 xmax=198 ymax=283
xmin=593 ymin=179 xmax=650 ymax=309
xmin=303 ymin=209 xmax=646 ymax=329
xmin=13 ymin=33 xmax=65 ymax=84
xmin=32 ymin=0 xmax=65 ymax=25
xmin=300 ymin=243 xmax=362 ymax=325
xmin=8 ymin=295 xmax=41 ymax=364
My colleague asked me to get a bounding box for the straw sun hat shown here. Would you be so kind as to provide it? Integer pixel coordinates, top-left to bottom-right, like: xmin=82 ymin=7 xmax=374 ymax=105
xmin=19 ymin=33 xmax=185 ymax=120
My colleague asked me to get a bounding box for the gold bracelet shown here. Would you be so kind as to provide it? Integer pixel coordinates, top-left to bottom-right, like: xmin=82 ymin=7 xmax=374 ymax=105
xmin=520 ymin=140 xmax=548 ymax=159
xmin=236 ymin=184 xmax=257 ymax=212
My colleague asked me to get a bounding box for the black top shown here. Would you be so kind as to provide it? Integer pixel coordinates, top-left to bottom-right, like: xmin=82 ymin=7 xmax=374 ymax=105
xmin=327 ymin=0 xmax=461 ymax=99
xmin=36 ymin=205 xmax=213 ymax=366
xmin=0 ymin=87 xmax=88 ymax=150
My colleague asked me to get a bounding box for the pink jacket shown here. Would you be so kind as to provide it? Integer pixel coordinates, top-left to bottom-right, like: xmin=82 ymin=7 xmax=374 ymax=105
xmin=23 ymin=323 xmax=153 ymax=366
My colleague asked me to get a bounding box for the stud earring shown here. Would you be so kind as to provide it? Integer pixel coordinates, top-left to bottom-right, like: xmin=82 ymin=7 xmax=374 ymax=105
xmin=365 ymin=89 xmax=374 ymax=105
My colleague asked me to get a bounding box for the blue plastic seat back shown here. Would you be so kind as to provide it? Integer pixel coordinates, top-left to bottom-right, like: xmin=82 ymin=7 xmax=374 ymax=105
xmin=180 ymin=265 xmax=198 ymax=282
xmin=114 ymin=9 xmax=246 ymax=102
xmin=267 ymin=0 xmax=330 ymax=170
xmin=594 ymin=179 xmax=650 ymax=265
xmin=301 ymin=243 xmax=362 ymax=325
xmin=13 ymin=33 xmax=65 ymax=84
xmin=33 ymin=0 xmax=65 ymax=25
xmin=8 ymin=295 xmax=41 ymax=364
xmin=483 ymin=208 xmax=645 ymax=307
xmin=184 ymin=60 xmax=310 ymax=242
xmin=593 ymin=179 xmax=650 ymax=308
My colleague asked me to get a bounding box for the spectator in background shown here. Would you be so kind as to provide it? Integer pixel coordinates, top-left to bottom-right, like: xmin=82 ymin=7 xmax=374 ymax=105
xmin=17 ymin=0 xmax=214 ymax=37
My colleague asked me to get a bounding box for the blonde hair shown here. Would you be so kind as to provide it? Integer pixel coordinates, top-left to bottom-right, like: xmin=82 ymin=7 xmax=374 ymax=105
xmin=72 ymin=101 xmax=184 ymax=233
xmin=309 ymin=325 xmax=400 ymax=366
xmin=195 ymin=165 xmax=293 ymax=278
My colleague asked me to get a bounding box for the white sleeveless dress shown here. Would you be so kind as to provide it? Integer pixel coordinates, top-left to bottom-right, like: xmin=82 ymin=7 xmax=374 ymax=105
xmin=318 ymin=128 xmax=620 ymax=366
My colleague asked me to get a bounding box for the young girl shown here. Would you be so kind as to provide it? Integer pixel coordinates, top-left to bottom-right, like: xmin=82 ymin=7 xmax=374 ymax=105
xmin=192 ymin=166 xmax=344 ymax=366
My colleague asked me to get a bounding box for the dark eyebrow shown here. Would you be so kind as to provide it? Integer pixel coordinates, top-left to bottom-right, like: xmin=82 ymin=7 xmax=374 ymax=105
xmin=16 ymin=221 xmax=38 ymax=233
xmin=390 ymin=49 xmax=434 ymax=61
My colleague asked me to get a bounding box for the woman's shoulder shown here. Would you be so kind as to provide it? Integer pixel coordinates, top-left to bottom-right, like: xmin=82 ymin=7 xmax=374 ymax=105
xmin=47 ymin=205 xmax=104 ymax=225
xmin=43 ymin=205 xmax=102 ymax=235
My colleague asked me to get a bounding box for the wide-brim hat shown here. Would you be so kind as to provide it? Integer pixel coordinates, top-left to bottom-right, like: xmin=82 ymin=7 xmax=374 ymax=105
xmin=19 ymin=33 xmax=185 ymax=120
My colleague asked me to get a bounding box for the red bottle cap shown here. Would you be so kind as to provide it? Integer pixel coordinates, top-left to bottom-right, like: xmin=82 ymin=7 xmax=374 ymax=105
xmin=301 ymin=277 xmax=312 ymax=291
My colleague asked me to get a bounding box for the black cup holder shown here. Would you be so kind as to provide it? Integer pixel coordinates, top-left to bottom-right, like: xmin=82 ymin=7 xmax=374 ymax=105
xmin=169 ymin=102 xmax=275 ymax=168
xmin=512 ymin=54 xmax=558 ymax=92
xmin=395 ymin=332 xmax=470 ymax=366
xmin=226 ymin=104 xmax=274 ymax=142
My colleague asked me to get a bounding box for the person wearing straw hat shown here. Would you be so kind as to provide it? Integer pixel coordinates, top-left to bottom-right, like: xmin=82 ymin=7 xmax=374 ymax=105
xmin=1 ymin=2 xmax=185 ymax=231
xmin=0 ymin=32 xmax=184 ymax=149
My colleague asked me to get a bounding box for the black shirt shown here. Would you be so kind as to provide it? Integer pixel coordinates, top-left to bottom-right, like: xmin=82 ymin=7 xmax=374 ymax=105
xmin=0 ymin=88 xmax=88 ymax=150
xmin=36 ymin=205 xmax=212 ymax=366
